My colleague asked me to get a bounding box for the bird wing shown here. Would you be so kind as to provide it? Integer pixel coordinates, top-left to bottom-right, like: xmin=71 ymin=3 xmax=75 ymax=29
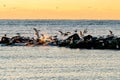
xmin=58 ymin=31 xmax=63 ymax=35
xmin=33 ymin=28 xmax=40 ymax=39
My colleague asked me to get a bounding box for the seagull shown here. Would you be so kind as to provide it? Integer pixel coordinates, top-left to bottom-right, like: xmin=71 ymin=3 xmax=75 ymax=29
xmin=80 ymin=31 xmax=84 ymax=37
xmin=33 ymin=28 xmax=40 ymax=39
xmin=41 ymin=34 xmax=45 ymax=39
xmin=109 ymin=30 xmax=113 ymax=36
xmin=58 ymin=31 xmax=71 ymax=36
xmin=74 ymin=29 xmax=77 ymax=32
xmin=83 ymin=28 xmax=88 ymax=34
xmin=58 ymin=31 xmax=64 ymax=35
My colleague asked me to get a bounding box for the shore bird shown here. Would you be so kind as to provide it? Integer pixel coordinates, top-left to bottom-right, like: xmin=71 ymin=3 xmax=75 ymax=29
xmin=58 ymin=31 xmax=71 ymax=36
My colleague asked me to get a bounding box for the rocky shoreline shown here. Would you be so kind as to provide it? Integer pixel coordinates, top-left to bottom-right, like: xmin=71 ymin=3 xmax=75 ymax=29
xmin=0 ymin=28 xmax=120 ymax=50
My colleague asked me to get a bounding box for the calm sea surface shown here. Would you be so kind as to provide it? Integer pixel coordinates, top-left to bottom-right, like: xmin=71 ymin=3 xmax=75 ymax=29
xmin=0 ymin=20 xmax=120 ymax=80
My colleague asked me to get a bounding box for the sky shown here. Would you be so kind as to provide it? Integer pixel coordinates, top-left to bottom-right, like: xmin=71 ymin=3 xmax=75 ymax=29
xmin=0 ymin=0 xmax=120 ymax=20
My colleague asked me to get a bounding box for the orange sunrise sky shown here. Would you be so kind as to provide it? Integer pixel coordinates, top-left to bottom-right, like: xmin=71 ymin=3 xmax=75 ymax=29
xmin=0 ymin=0 xmax=120 ymax=20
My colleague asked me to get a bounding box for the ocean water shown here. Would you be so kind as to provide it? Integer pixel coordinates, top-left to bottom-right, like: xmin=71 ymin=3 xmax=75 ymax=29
xmin=0 ymin=20 xmax=120 ymax=80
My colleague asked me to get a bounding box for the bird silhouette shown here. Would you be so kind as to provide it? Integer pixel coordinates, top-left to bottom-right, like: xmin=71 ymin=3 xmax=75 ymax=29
xmin=58 ymin=31 xmax=71 ymax=36
xmin=83 ymin=28 xmax=88 ymax=34
xmin=33 ymin=28 xmax=40 ymax=39
xmin=109 ymin=30 xmax=113 ymax=35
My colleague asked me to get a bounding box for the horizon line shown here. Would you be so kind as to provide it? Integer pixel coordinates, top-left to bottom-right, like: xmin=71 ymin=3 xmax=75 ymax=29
xmin=0 ymin=19 xmax=120 ymax=21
